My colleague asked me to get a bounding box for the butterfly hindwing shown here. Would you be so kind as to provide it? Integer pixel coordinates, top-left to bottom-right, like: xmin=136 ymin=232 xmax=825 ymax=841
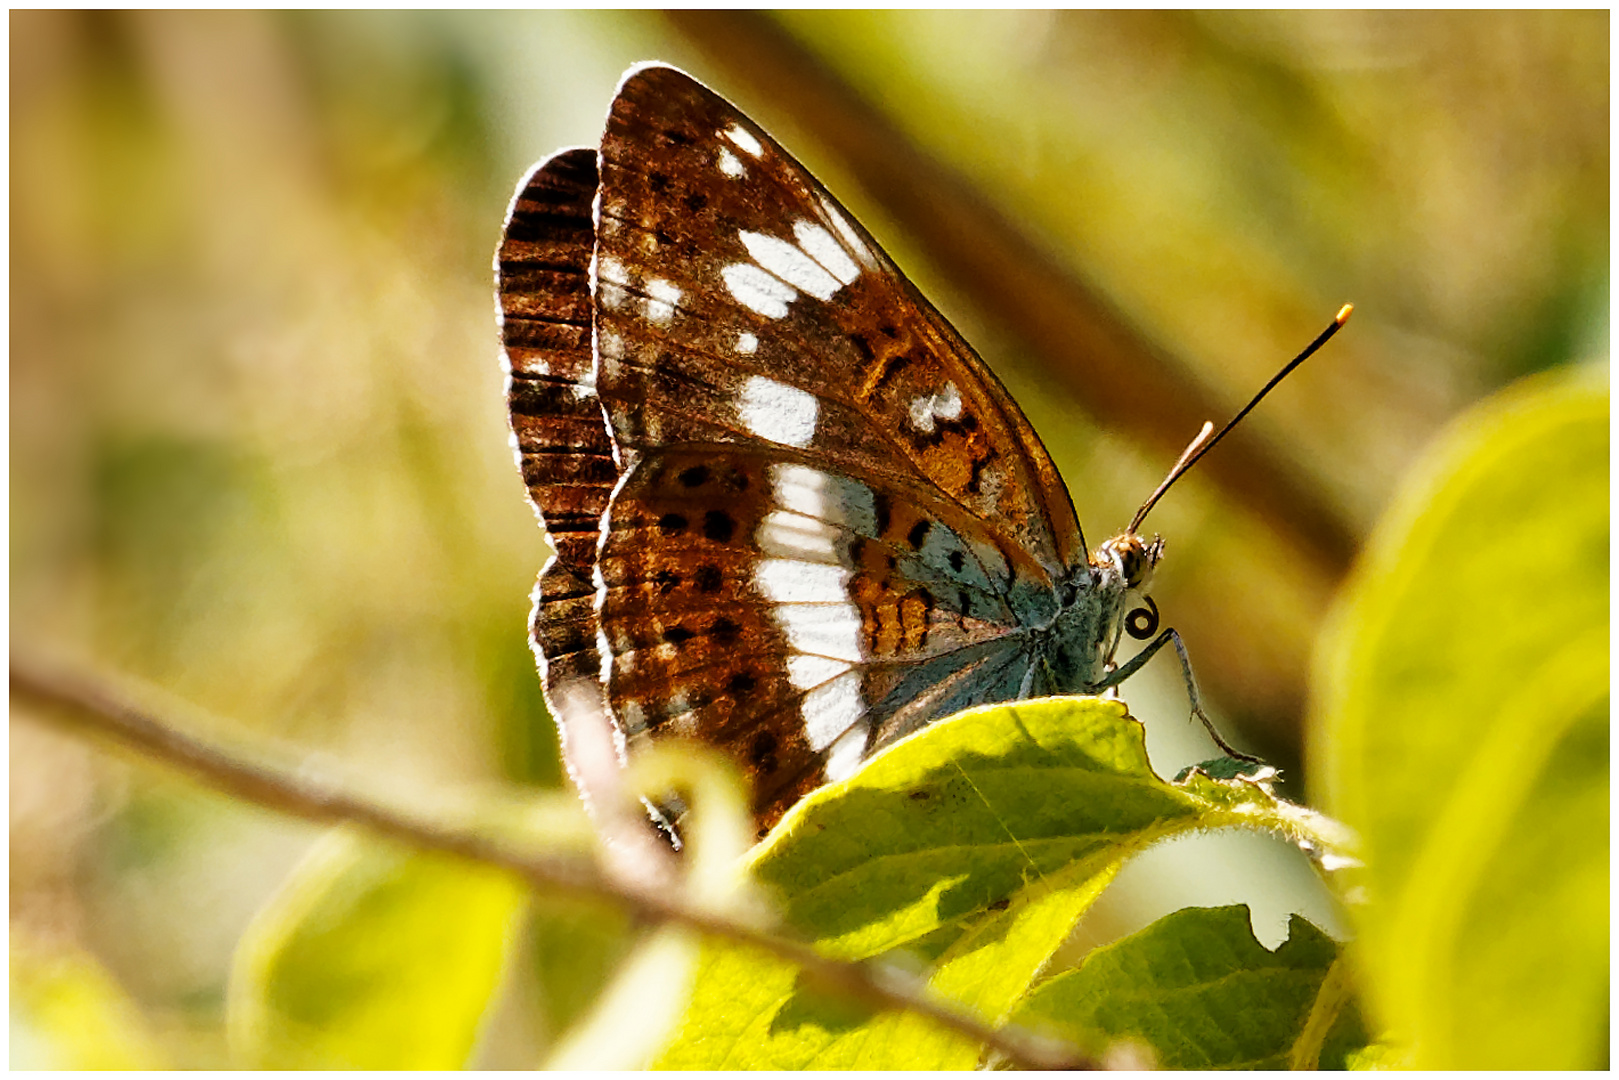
xmin=498 ymin=148 xmax=618 ymax=573
xmin=596 ymin=442 xmax=1051 ymax=828
xmin=496 ymin=148 xmax=628 ymax=813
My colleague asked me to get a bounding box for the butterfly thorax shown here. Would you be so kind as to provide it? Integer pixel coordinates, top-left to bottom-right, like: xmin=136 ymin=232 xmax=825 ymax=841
xmin=1039 ymin=532 xmax=1162 ymax=694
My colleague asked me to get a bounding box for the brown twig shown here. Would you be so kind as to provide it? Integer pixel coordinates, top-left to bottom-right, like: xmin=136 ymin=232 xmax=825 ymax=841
xmin=10 ymin=651 xmax=1094 ymax=1071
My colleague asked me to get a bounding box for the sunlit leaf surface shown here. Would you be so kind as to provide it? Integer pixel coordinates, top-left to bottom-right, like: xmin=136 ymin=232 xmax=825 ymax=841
xmin=657 ymin=696 xmax=1339 ymax=1068
xmin=10 ymin=935 xmax=169 ymax=1070
xmin=229 ymin=831 xmax=527 ymax=1068
xmin=1011 ymin=905 xmax=1366 ymax=1069
xmin=1313 ymin=367 xmax=1608 ymax=1069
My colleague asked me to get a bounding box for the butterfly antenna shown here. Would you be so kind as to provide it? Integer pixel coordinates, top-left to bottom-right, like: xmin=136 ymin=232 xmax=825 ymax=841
xmin=1129 ymin=304 xmax=1353 ymax=534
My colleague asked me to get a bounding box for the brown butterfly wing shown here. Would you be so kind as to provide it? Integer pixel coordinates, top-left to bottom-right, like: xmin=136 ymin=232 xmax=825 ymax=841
xmin=585 ymin=66 xmax=1091 ymax=831
xmin=501 ymin=67 xmax=1092 ymax=838
xmin=496 ymin=149 xmax=625 ymax=813
xmin=596 ymin=445 xmax=1039 ymax=833
xmin=498 ymin=147 xmax=616 ymax=574
xmin=591 ymin=65 xmax=1085 ymax=574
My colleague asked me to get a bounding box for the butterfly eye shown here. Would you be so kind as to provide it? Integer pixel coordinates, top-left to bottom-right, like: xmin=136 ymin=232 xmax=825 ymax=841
xmin=1115 ymin=541 xmax=1150 ymax=589
xmin=1125 ymin=595 xmax=1160 ymax=640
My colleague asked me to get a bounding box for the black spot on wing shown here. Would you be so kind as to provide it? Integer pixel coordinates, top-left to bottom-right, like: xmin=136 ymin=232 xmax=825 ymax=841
xmin=710 ymin=616 xmax=742 ymax=646
xmin=694 ymin=564 xmax=723 ymax=592
xmin=703 ymin=510 xmax=737 ymax=543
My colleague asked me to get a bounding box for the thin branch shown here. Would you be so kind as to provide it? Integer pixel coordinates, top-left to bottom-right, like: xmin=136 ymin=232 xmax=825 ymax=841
xmin=9 ymin=652 xmax=1094 ymax=1072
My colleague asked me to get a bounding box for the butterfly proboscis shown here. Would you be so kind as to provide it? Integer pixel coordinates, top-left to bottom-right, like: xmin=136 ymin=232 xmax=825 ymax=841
xmin=1094 ymin=303 xmax=1353 ymax=764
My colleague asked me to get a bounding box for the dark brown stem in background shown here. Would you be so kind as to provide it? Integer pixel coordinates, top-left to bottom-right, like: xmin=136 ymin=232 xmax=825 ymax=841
xmin=663 ymin=11 xmax=1357 ymax=577
xmin=9 ymin=652 xmax=1094 ymax=1072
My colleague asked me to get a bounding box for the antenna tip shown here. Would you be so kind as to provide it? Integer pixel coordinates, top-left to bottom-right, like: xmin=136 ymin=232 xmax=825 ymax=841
xmin=1335 ymin=302 xmax=1354 ymax=325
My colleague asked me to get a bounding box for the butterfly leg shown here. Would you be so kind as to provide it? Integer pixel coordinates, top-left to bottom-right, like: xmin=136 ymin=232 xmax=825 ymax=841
xmin=1096 ymin=628 xmax=1261 ymax=765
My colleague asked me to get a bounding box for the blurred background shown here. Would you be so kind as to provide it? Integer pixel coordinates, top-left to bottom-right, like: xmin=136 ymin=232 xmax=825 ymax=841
xmin=11 ymin=10 xmax=1607 ymax=1067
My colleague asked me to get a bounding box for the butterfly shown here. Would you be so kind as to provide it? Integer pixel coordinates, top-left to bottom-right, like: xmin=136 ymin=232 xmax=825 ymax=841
xmin=496 ymin=63 xmax=1334 ymax=844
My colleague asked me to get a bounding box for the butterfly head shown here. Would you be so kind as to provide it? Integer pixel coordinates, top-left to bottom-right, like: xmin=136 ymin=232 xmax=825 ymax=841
xmin=1092 ymin=531 xmax=1166 ymax=645
xmin=1095 ymin=531 xmax=1164 ymax=593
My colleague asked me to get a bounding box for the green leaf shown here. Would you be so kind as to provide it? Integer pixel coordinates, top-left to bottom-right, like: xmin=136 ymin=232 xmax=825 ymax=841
xmin=656 ymin=696 xmax=1336 ymax=1068
xmin=228 ymin=829 xmax=528 ymax=1068
xmin=1009 ymin=904 xmax=1367 ymax=1069
xmin=1313 ymin=367 xmax=1608 ymax=1068
xmin=545 ymin=927 xmax=701 ymax=1069
xmin=825 ymin=859 xmax=1124 ymax=1069
xmin=528 ymin=895 xmax=639 ymax=1044
xmin=11 ymin=934 xmax=168 ymax=1069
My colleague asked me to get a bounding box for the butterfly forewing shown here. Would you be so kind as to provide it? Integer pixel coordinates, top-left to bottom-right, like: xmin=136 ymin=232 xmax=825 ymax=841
xmin=593 ymin=65 xmax=1085 ymax=575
